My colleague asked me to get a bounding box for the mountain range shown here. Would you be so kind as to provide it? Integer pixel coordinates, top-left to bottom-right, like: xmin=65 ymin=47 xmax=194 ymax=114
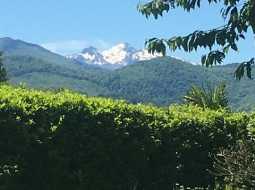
xmin=0 ymin=37 xmax=254 ymax=111
xmin=66 ymin=43 xmax=161 ymax=69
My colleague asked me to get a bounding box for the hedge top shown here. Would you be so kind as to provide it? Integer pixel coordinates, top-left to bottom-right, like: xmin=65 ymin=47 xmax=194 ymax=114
xmin=0 ymin=85 xmax=248 ymax=130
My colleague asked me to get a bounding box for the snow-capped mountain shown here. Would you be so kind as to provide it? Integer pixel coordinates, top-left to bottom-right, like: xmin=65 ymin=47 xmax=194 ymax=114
xmin=66 ymin=46 xmax=109 ymax=65
xmin=102 ymin=43 xmax=137 ymax=66
xmin=67 ymin=43 xmax=162 ymax=69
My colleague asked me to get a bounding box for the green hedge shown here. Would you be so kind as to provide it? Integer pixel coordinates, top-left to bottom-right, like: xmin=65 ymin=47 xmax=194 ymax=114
xmin=0 ymin=85 xmax=249 ymax=190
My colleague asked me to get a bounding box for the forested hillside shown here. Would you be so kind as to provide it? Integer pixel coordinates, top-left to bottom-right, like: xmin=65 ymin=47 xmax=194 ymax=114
xmin=4 ymin=55 xmax=110 ymax=95
xmin=3 ymin=55 xmax=255 ymax=111
xmin=102 ymin=58 xmax=255 ymax=111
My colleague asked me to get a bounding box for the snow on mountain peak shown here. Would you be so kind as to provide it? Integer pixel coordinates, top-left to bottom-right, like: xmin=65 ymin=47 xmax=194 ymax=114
xmin=133 ymin=49 xmax=162 ymax=61
xmin=67 ymin=43 xmax=162 ymax=69
xmin=102 ymin=43 xmax=137 ymax=65
xmin=67 ymin=46 xmax=108 ymax=65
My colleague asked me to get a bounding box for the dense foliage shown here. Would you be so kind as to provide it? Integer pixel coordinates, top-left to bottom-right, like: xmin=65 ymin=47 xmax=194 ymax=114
xmin=138 ymin=0 xmax=255 ymax=79
xmin=0 ymin=85 xmax=250 ymax=189
xmin=213 ymin=139 xmax=255 ymax=189
xmin=0 ymin=52 xmax=7 ymax=82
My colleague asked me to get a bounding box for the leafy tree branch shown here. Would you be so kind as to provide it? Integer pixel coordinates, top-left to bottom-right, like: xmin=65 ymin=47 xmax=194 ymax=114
xmin=138 ymin=0 xmax=255 ymax=79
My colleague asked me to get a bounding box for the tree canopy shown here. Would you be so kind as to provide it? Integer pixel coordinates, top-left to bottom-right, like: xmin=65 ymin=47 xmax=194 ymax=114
xmin=0 ymin=52 xmax=7 ymax=82
xmin=138 ymin=0 xmax=255 ymax=79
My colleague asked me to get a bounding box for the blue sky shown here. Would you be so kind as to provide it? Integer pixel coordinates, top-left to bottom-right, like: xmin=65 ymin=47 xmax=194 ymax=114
xmin=0 ymin=0 xmax=254 ymax=63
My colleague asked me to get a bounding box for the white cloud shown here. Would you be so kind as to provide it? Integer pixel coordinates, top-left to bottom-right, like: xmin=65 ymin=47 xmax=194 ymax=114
xmin=41 ymin=39 xmax=112 ymax=55
xmin=94 ymin=39 xmax=112 ymax=50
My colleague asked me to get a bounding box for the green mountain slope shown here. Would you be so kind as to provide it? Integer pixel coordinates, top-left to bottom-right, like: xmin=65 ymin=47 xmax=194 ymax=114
xmin=101 ymin=57 xmax=221 ymax=105
xmin=210 ymin=64 xmax=255 ymax=111
xmin=4 ymin=55 xmax=110 ymax=96
xmin=101 ymin=59 xmax=255 ymax=111
xmin=0 ymin=37 xmax=73 ymax=65
xmin=6 ymin=55 xmax=255 ymax=111
xmin=0 ymin=38 xmax=110 ymax=96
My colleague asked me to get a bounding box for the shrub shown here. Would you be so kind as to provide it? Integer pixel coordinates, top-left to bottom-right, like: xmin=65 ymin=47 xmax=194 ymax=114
xmin=184 ymin=83 xmax=228 ymax=110
xmin=0 ymin=85 xmax=249 ymax=190
xmin=213 ymin=140 xmax=255 ymax=189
